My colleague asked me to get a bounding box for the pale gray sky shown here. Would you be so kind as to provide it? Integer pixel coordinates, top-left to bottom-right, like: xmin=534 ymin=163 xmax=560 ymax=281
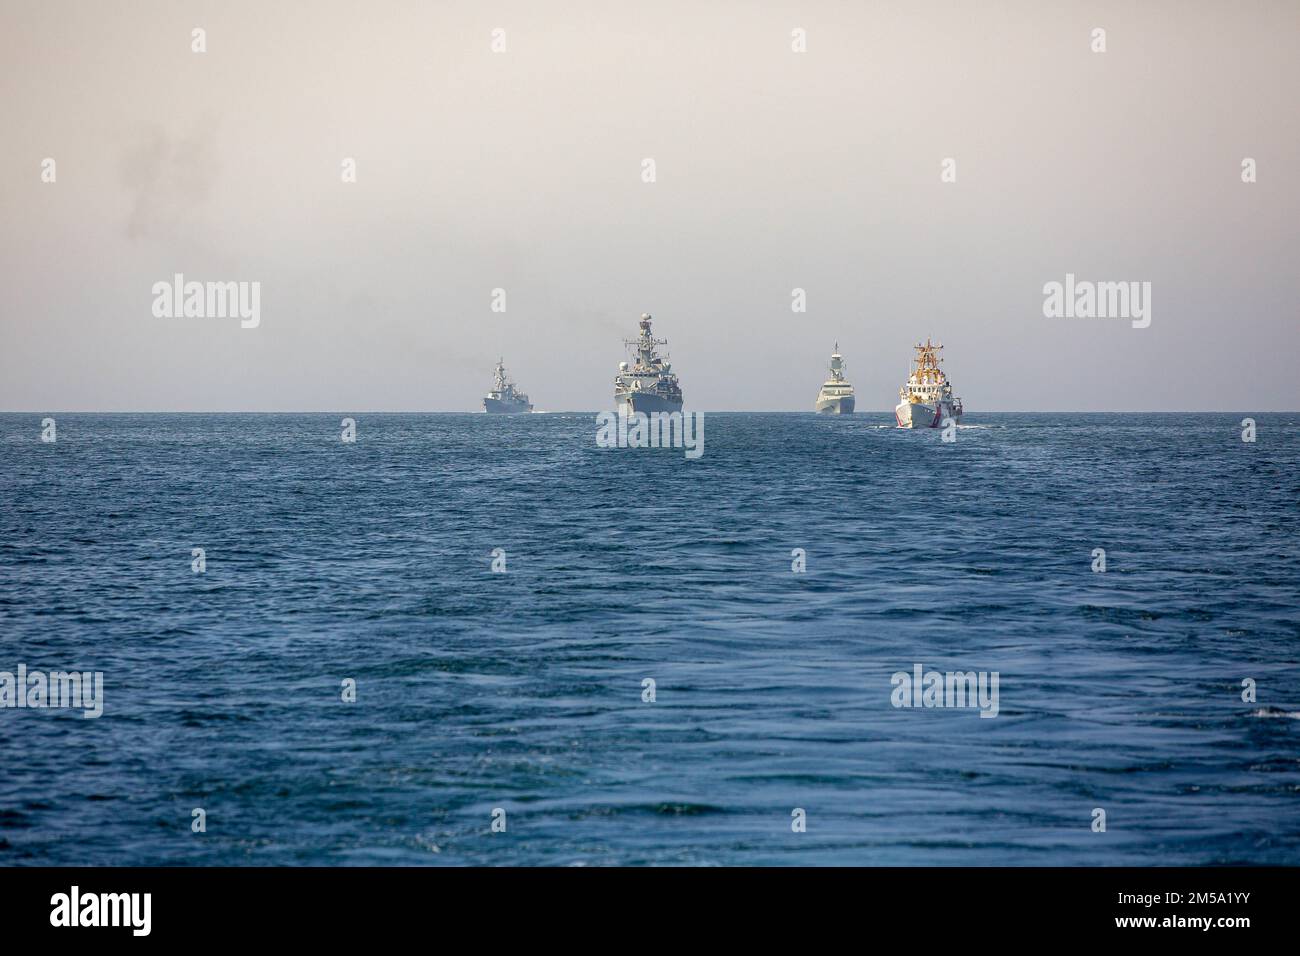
xmin=2 ymin=0 xmax=1297 ymax=411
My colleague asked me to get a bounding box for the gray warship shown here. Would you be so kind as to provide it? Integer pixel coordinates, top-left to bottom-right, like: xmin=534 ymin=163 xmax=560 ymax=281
xmin=483 ymin=359 xmax=533 ymax=414
xmin=815 ymin=343 xmax=855 ymax=414
xmin=614 ymin=313 xmax=684 ymax=414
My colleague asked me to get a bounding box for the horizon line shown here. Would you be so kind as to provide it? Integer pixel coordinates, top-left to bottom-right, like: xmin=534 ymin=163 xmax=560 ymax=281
xmin=2 ymin=409 xmax=1296 ymax=416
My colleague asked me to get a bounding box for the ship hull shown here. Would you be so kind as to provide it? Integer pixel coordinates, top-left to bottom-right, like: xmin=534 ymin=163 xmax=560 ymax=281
xmin=895 ymin=401 xmax=960 ymax=428
xmin=483 ymin=397 xmax=532 ymax=414
xmin=617 ymin=392 xmax=683 ymax=415
xmin=815 ymin=395 xmax=855 ymax=414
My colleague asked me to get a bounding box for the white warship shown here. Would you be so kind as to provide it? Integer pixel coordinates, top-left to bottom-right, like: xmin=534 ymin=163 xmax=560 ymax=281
xmin=815 ymin=344 xmax=855 ymax=414
xmin=614 ymin=313 xmax=683 ymax=414
xmin=895 ymin=338 xmax=963 ymax=428
xmin=483 ymin=358 xmax=533 ymax=414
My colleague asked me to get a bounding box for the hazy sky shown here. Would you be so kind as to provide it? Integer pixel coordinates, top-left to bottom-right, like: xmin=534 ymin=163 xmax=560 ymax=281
xmin=2 ymin=0 xmax=1297 ymax=411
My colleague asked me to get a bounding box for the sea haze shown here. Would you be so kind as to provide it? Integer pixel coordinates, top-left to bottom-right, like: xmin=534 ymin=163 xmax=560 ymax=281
xmin=0 ymin=412 xmax=1297 ymax=864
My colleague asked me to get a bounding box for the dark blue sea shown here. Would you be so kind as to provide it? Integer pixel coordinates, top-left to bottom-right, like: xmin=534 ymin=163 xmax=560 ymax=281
xmin=2 ymin=412 xmax=1297 ymax=866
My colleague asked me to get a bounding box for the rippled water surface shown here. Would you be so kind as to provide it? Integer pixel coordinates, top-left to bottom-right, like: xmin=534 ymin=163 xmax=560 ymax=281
xmin=1 ymin=412 xmax=1297 ymax=865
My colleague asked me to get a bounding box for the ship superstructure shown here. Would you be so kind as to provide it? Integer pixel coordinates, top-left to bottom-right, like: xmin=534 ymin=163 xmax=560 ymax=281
xmin=815 ymin=344 xmax=855 ymax=414
xmin=483 ymin=358 xmax=533 ymax=414
xmin=894 ymin=338 xmax=962 ymax=428
xmin=614 ymin=313 xmax=684 ymax=414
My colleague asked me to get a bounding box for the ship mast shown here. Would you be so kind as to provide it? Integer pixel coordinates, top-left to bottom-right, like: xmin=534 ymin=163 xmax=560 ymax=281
xmin=828 ymin=342 xmax=845 ymax=381
xmin=623 ymin=313 xmax=668 ymax=369
xmin=911 ymin=337 xmax=945 ymax=385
